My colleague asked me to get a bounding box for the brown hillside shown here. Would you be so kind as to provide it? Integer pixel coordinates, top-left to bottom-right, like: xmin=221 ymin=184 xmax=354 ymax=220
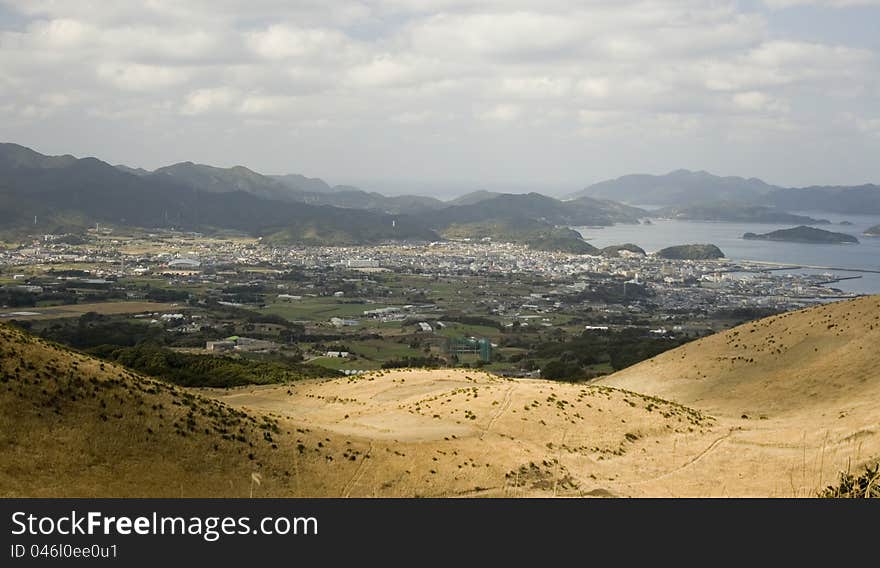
xmin=4 ymin=290 xmax=879 ymax=498
xmin=208 ymin=370 xmax=718 ymax=497
xmin=599 ymin=295 xmax=880 ymax=496
xmin=600 ymin=295 xmax=880 ymax=417
xmin=0 ymin=322 xmax=723 ymax=497
xmin=0 ymin=324 xmax=296 ymax=497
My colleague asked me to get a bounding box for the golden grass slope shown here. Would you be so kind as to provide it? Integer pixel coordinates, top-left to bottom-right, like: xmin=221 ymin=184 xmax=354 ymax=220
xmin=3 ymin=295 xmax=879 ymax=497
xmin=600 ymin=295 xmax=880 ymax=496
xmin=1 ymin=322 xmax=722 ymax=497
xmin=208 ymin=371 xmax=717 ymax=497
xmin=0 ymin=324 xmax=296 ymax=497
xmin=601 ymin=295 xmax=880 ymax=416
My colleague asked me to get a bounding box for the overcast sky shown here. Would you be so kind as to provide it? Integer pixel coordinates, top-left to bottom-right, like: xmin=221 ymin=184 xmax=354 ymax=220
xmin=1 ymin=0 xmax=879 ymax=196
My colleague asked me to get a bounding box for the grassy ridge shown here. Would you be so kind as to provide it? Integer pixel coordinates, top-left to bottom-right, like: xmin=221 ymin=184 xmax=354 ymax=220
xmin=0 ymin=323 xmax=296 ymax=497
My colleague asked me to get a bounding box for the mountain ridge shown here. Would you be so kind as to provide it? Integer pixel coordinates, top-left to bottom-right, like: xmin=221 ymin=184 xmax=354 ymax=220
xmin=572 ymin=169 xmax=880 ymax=215
xmin=0 ymin=142 xmax=642 ymax=250
xmin=0 ymin=142 xmax=439 ymax=244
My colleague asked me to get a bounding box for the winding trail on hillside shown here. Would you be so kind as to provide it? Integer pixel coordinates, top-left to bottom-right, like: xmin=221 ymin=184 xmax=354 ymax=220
xmin=481 ymin=385 xmax=514 ymax=440
xmin=341 ymin=441 xmax=374 ymax=498
xmin=635 ymin=428 xmax=737 ymax=485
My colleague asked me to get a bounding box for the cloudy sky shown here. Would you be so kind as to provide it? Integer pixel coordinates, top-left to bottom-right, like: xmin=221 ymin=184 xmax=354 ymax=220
xmin=1 ymin=0 xmax=879 ymax=196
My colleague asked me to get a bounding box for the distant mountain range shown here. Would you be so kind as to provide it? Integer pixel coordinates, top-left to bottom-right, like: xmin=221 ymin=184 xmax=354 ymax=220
xmin=572 ymin=169 xmax=880 ymax=215
xmin=0 ymin=143 xmax=438 ymax=244
xmin=570 ymin=169 xmax=776 ymax=206
xmin=148 ymin=161 xmax=447 ymax=214
xmin=0 ymin=143 xmax=642 ymax=250
xmin=5 ymin=142 xmax=878 ymax=249
xmin=429 ymin=192 xmax=645 ymax=228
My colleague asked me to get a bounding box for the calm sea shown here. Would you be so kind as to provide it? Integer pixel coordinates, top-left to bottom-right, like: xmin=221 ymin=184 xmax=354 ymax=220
xmin=573 ymin=210 xmax=880 ymax=294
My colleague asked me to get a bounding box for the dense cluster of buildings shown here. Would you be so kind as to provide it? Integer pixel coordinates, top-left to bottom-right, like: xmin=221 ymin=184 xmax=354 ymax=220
xmin=0 ymin=231 xmax=860 ymax=320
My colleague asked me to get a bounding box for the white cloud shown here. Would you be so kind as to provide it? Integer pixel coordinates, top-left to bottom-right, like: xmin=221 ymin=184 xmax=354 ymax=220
xmin=477 ymin=104 xmax=522 ymax=122
xmin=407 ymin=11 xmax=582 ymax=59
xmin=0 ymin=0 xmax=877 ymax=185
xmin=246 ymin=24 xmax=349 ymax=60
xmin=731 ymin=91 xmax=788 ymax=113
xmin=27 ymin=18 xmax=91 ymax=48
xmin=856 ymin=116 xmax=880 ymax=135
xmin=390 ymin=110 xmax=445 ymax=124
xmin=499 ymin=76 xmax=572 ymax=99
xmin=577 ymin=78 xmax=612 ymax=99
xmin=348 ymin=56 xmax=415 ymax=87
xmin=181 ymin=87 xmax=238 ymax=115
xmin=97 ymin=62 xmax=188 ymax=91
xmin=238 ymin=95 xmax=297 ymax=115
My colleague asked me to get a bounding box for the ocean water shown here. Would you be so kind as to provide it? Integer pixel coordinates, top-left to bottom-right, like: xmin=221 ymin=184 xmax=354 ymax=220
xmin=573 ymin=210 xmax=880 ymax=294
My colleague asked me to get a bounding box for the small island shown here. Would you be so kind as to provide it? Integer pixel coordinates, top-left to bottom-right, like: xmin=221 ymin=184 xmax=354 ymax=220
xmin=656 ymin=244 xmax=724 ymax=260
xmin=743 ymin=225 xmax=859 ymax=244
xmin=657 ymin=203 xmax=829 ymax=225
xmin=601 ymin=243 xmax=646 ymax=258
xmin=864 ymin=224 xmax=880 ymax=237
xmin=442 ymin=220 xmax=600 ymax=254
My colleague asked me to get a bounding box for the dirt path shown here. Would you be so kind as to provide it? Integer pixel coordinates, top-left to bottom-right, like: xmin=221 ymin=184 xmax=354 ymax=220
xmin=637 ymin=428 xmax=736 ymax=485
xmin=481 ymin=385 xmax=513 ymax=440
xmin=341 ymin=441 xmax=374 ymax=498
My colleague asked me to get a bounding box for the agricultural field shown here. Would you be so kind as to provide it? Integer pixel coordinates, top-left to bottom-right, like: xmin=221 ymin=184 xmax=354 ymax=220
xmin=0 ymin=301 xmax=178 ymax=320
xmin=262 ymin=299 xmax=383 ymax=321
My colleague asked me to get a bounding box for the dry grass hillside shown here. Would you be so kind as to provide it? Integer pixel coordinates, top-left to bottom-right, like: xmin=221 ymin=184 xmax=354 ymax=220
xmin=602 ymin=295 xmax=880 ymax=415
xmin=2 ymin=296 xmax=879 ymax=497
xmin=600 ymin=295 xmax=880 ymax=496
xmin=1 ymin=321 xmax=722 ymax=497
xmin=0 ymin=324 xmax=297 ymax=497
xmin=207 ymin=370 xmax=718 ymax=497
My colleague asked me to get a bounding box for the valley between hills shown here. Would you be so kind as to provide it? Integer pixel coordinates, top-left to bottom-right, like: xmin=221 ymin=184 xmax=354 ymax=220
xmin=2 ymin=295 xmax=878 ymax=498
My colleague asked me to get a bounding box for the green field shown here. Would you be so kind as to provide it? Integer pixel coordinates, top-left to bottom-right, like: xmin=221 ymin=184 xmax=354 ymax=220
xmin=262 ymin=299 xmax=388 ymax=322
xmin=435 ymin=322 xmax=500 ymax=340
xmin=347 ymin=338 xmax=427 ymax=359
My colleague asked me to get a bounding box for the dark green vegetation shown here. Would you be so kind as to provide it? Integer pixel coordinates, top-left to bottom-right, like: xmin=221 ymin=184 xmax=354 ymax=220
xmin=33 ymin=314 xmax=166 ymax=349
xmin=89 ymin=344 xmax=336 ymax=388
xmin=503 ymin=327 xmax=696 ymax=381
xmin=743 ymin=226 xmax=859 ymax=244
xmin=600 ymin=243 xmax=646 ymax=258
xmin=446 ymin=190 xmax=503 ymax=206
xmin=0 ymin=143 xmax=438 ymax=244
xmin=656 ymin=244 xmax=725 ymax=260
xmin=658 ymin=203 xmax=829 ymax=224
xmin=430 ymin=192 xmax=644 ymax=228
xmin=150 ymin=161 xmax=445 ymax=214
xmin=0 ymin=143 xmax=642 ymax=251
xmin=7 ymin=264 xmax=718 ymax=384
xmin=430 ymin=193 xmax=644 ymax=253
xmin=18 ymin=311 xmax=336 ymax=388
xmin=819 ymin=462 xmax=879 ymax=498
xmin=443 ymin=220 xmax=599 ymax=254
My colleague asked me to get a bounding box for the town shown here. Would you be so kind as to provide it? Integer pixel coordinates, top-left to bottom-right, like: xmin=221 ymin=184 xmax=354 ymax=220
xmin=0 ymin=228 xmax=858 ymax=381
